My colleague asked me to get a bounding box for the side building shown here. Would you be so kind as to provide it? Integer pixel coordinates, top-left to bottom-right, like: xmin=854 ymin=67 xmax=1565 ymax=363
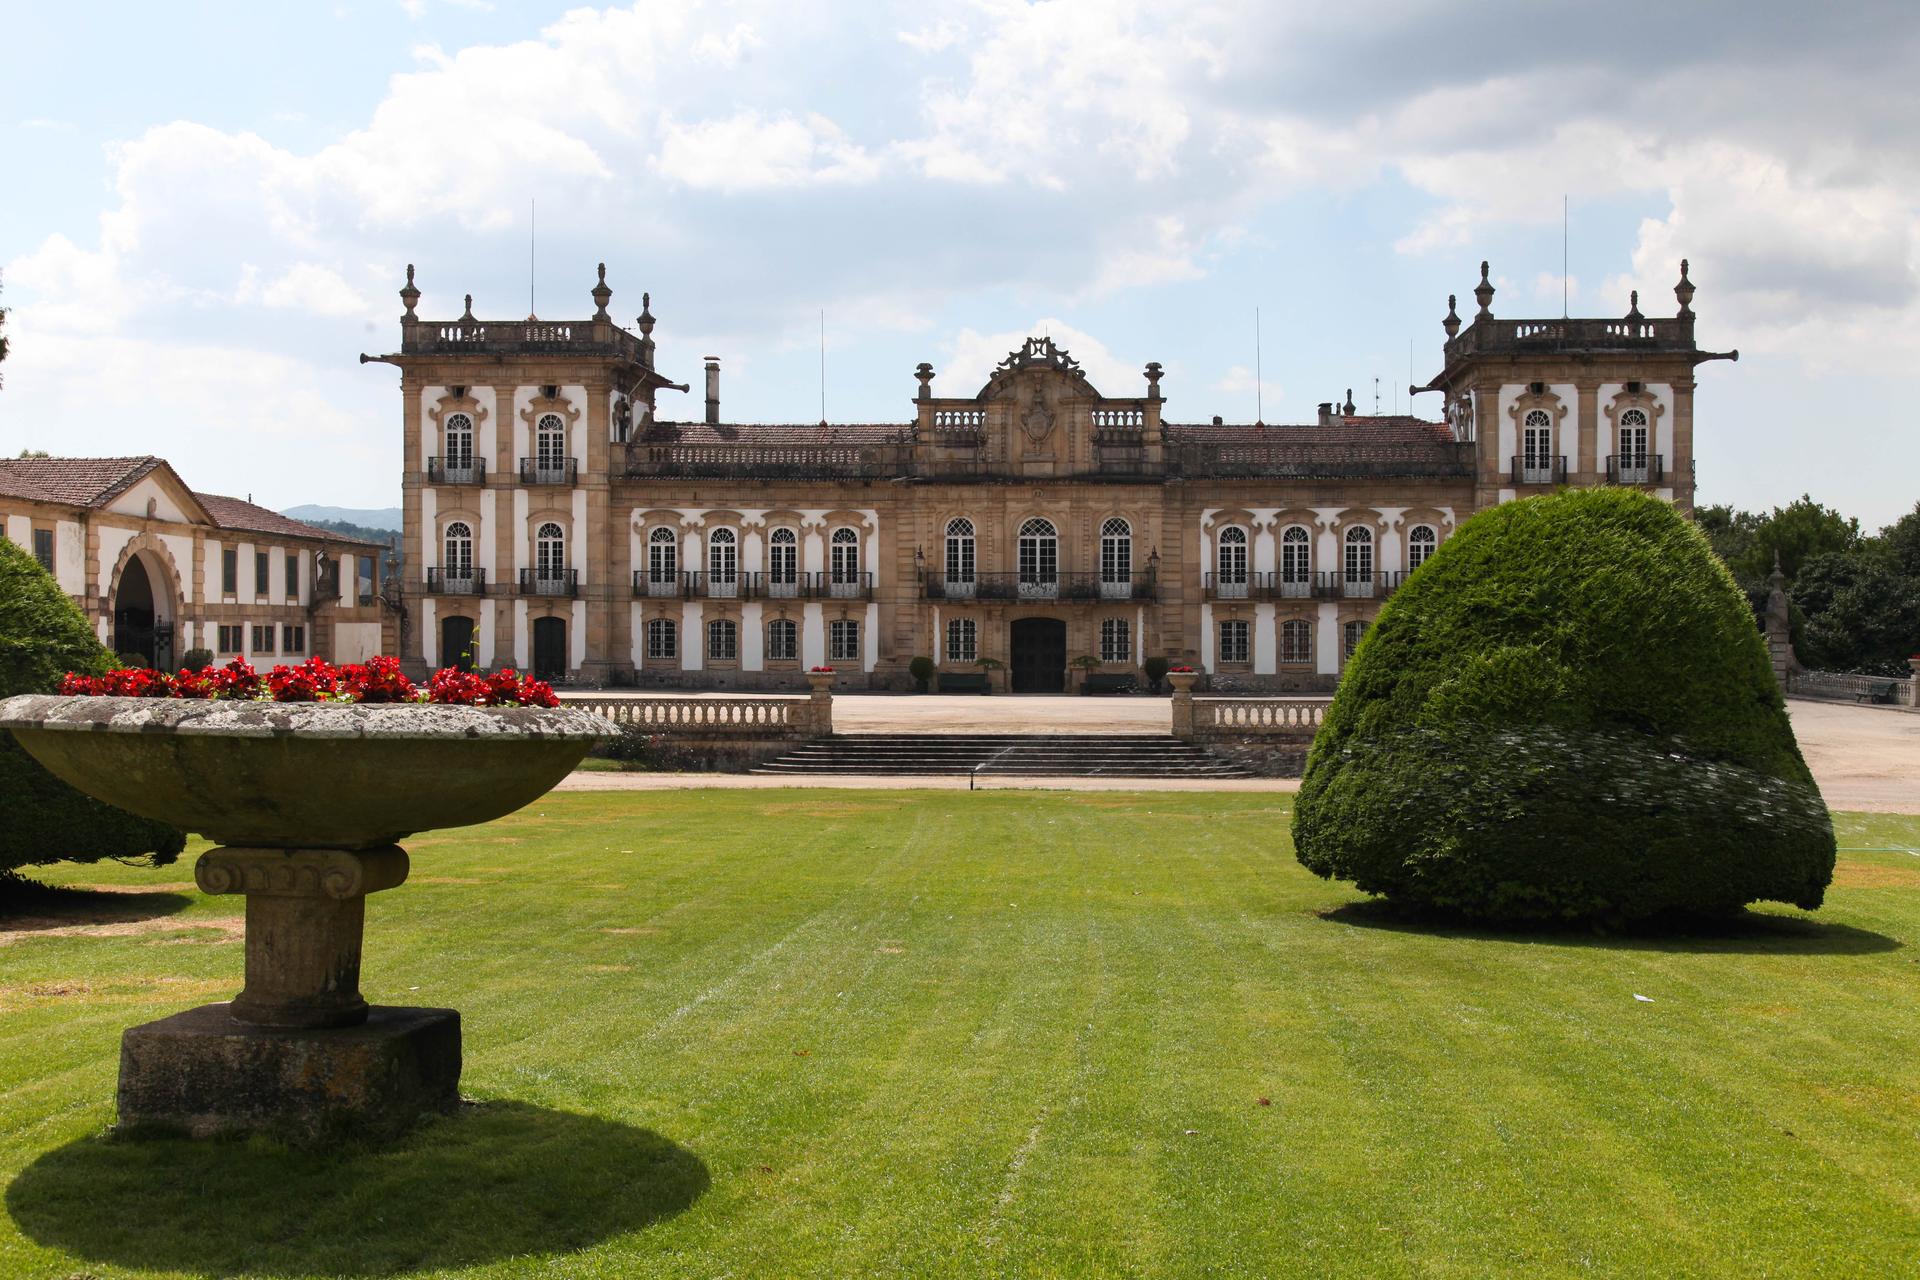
xmin=369 ymin=260 xmax=1733 ymax=691
xmin=0 ymin=455 xmax=389 ymax=670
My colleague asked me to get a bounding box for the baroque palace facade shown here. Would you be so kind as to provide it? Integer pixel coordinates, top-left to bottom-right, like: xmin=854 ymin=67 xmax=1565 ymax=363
xmin=370 ymin=260 xmax=1733 ymax=691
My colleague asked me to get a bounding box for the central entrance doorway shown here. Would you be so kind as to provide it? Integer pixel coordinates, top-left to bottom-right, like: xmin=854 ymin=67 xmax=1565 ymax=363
xmin=1009 ymin=617 xmax=1066 ymax=693
xmin=112 ymin=552 xmax=174 ymax=670
xmin=531 ymin=616 xmax=567 ymax=681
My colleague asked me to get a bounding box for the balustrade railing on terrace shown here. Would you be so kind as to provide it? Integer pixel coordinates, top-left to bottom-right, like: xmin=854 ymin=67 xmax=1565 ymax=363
xmin=427 ymin=456 xmax=485 ymax=485
xmin=1192 ymin=698 xmax=1329 ymax=736
xmin=624 ymin=443 xmax=910 ymax=479
xmin=561 ymin=695 xmax=820 ymax=735
xmin=1202 ymin=571 xmax=1404 ymax=601
xmin=1444 ymin=315 xmax=1695 ymax=361
xmin=519 ymin=568 xmax=578 ymax=597
xmin=922 ymin=571 xmax=1156 ymax=602
xmin=1606 ymin=454 xmax=1665 ymax=485
xmin=1169 ymin=441 xmax=1475 ymax=479
xmin=403 ymin=318 xmax=646 ymax=362
xmin=1511 ymin=455 xmax=1569 ymax=486
xmin=425 ymin=567 xmax=487 ymax=595
xmin=1787 ymin=669 xmax=1915 ymax=705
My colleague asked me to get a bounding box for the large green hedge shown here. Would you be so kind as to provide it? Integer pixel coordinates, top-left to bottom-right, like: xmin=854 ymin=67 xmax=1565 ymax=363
xmin=1293 ymin=488 xmax=1834 ymax=923
xmin=0 ymin=538 xmax=185 ymax=878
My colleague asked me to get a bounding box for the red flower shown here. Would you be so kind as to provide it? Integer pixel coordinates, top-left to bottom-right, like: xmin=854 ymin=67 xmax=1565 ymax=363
xmin=210 ymin=659 xmax=262 ymax=699
xmin=59 ymin=672 xmax=105 ymax=695
xmin=340 ymin=655 xmax=412 ymax=703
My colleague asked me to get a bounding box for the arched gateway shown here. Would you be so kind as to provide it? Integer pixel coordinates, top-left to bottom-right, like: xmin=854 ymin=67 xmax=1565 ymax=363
xmin=112 ymin=549 xmax=178 ymax=669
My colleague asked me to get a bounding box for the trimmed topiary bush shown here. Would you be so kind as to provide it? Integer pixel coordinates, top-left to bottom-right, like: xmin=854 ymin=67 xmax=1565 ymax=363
xmin=1293 ymin=488 xmax=1834 ymax=923
xmin=908 ymin=655 xmax=935 ymax=692
xmin=0 ymin=539 xmax=185 ymax=887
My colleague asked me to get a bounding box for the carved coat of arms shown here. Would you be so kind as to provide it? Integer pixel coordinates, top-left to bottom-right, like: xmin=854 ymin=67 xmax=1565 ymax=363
xmin=1020 ymin=388 xmax=1056 ymax=445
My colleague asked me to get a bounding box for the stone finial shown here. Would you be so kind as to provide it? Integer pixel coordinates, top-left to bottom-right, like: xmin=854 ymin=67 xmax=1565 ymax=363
xmin=1473 ymin=260 xmax=1495 ymax=320
xmin=1674 ymin=258 xmax=1695 ymax=318
xmin=1343 ymin=388 xmax=1356 ymax=415
xmin=1625 ymin=290 xmax=1644 ymax=324
xmin=591 ymin=262 xmax=612 ymax=320
xmin=399 ymin=263 xmax=420 ymax=320
xmin=1144 ymin=360 xmax=1164 ymax=401
xmin=1443 ymin=293 xmax=1461 ymax=338
xmin=459 ymin=293 xmax=476 ymax=323
xmin=914 ymin=362 xmax=935 ymax=401
xmin=637 ymin=291 xmax=655 ymax=335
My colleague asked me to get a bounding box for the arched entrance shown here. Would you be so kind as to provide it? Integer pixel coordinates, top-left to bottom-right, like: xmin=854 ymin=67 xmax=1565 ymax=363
xmin=440 ymin=616 xmax=476 ymax=671
xmin=1010 ymin=617 xmax=1066 ymax=693
xmin=112 ymin=552 xmax=175 ymax=670
xmin=531 ymin=616 xmax=567 ymax=681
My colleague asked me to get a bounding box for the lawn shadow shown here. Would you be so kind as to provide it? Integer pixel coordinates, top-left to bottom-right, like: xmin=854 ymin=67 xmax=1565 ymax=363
xmin=0 ymin=879 xmax=194 ymax=935
xmin=6 ymin=1101 xmax=707 ymax=1277
xmin=1318 ymin=898 xmax=1903 ymax=955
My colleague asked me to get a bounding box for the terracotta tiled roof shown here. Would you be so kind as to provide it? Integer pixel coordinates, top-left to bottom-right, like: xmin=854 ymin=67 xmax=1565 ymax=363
xmin=642 ymin=421 xmax=911 ymax=447
xmin=0 ymin=456 xmax=163 ymax=506
xmin=192 ymin=493 xmax=387 ymax=547
xmin=1164 ymin=416 xmax=1453 ymax=446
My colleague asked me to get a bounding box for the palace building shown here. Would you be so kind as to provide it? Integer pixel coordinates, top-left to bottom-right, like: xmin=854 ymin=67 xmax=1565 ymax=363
xmin=369 ymin=259 xmax=1733 ymax=691
xmin=0 ymin=456 xmax=388 ymax=670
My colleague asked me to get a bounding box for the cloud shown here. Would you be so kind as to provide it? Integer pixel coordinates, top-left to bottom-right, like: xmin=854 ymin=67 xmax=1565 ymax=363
xmin=655 ymin=111 xmax=880 ymax=191
xmin=942 ymin=320 xmax=1145 ymax=399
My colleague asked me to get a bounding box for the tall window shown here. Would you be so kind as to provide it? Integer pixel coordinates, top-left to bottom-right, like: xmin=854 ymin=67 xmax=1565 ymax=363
xmin=1281 ymin=619 xmax=1312 ymax=664
xmin=33 ymin=528 xmax=54 ymax=573
xmin=282 ymin=624 xmax=306 ymax=655
xmin=444 ymin=412 xmax=473 ymax=468
xmin=1618 ymin=407 xmax=1650 ymax=481
xmin=946 ymin=617 xmax=977 ymax=662
xmin=251 ymin=623 xmax=276 ymax=653
xmin=1408 ymin=525 xmax=1437 ymax=571
xmin=708 ymin=527 xmax=738 ymax=596
xmin=444 ymin=521 xmax=473 ymax=578
xmin=830 ymin=527 xmax=861 ymax=597
xmin=536 ymin=413 xmax=567 ymax=474
xmin=1219 ymin=619 xmax=1251 ymax=664
xmin=829 ymin=618 xmax=861 ymax=662
xmin=768 ymin=528 xmax=798 ymax=595
xmin=286 ymin=552 xmax=301 ymax=600
xmin=646 ymin=617 xmax=677 ymax=660
xmin=647 ymin=527 xmax=677 ymax=591
xmin=535 ymin=522 xmax=565 ymax=580
xmin=1018 ymin=518 xmax=1058 ymax=597
xmin=707 ymin=619 xmax=738 ymax=661
xmin=1217 ymin=526 xmax=1248 ymax=598
xmin=217 ymin=623 xmax=243 ymax=654
xmin=1344 ymin=526 xmax=1374 ymax=597
xmin=221 ymin=548 xmax=237 ymax=595
xmin=1523 ymin=408 xmax=1553 ymax=482
xmin=1280 ymin=526 xmax=1311 ymax=597
xmin=1100 ymin=617 xmax=1130 ymax=663
xmin=1344 ymin=619 xmax=1368 ymax=661
xmin=1099 ymin=518 xmax=1132 ymax=597
xmin=944 ymin=518 xmax=976 ymax=594
xmin=255 ymin=551 xmax=270 ymax=597
xmin=767 ymin=618 xmax=798 ymax=660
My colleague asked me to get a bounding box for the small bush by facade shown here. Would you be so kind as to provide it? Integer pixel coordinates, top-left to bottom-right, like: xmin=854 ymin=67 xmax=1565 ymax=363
xmin=0 ymin=539 xmax=185 ymax=879
xmin=1292 ymin=488 xmax=1835 ymax=923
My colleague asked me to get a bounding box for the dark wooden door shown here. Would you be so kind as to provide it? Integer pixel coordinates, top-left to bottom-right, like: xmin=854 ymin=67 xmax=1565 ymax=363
xmin=532 ymin=616 xmax=567 ymax=681
xmin=440 ymin=616 xmax=476 ymax=671
xmin=1010 ymin=617 xmax=1066 ymax=693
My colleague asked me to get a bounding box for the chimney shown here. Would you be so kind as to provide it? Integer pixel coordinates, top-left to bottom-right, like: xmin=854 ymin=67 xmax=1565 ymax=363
xmin=704 ymin=357 xmax=721 ymax=425
xmin=1317 ymin=401 xmax=1334 ymax=427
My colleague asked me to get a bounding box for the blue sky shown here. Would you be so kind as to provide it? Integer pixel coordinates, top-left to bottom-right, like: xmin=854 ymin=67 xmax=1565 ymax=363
xmin=4 ymin=1 xmax=1916 ymax=525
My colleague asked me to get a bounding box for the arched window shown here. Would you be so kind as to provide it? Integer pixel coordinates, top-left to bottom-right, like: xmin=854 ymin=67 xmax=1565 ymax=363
xmin=1522 ymin=408 xmax=1553 ymax=482
xmin=646 ymin=617 xmax=676 ymax=661
xmin=1216 ymin=526 xmax=1249 ymax=598
xmin=1408 ymin=525 xmax=1437 ymax=571
xmin=647 ymin=526 xmax=678 ymax=594
xmin=536 ymin=413 xmax=567 ymax=474
xmin=443 ymin=521 xmax=473 ymax=578
xmin=1219 ymin=619 xmax=1251 ymax=664
xmin=1100 ymin=518 xmax=1131 ymax=597
xmin=945 ymin=518 xmax=976 ymax=596
xmin=1100 ymin=617 xmax=1130 ymax=663
xmin=1618 ymin=407 xmax=1650 ymax=481
xmin=1343 ymin=619 xmax=1369 ymax=662
xmin=708 ymin=527 xmax=737 ymax=597
xmin=767 ymin=618 xmax=798 ymax=661
xmin=830 ymin=527 xmax=861 ymax=597
xmin=707 ymin=618 xmax=738 ymax=661
xmin=768 ymin=528 xmax=798 ymax=596
xmin=1343 ymin=526 xmax=1374 ymax=597
xmin=535 ymin=522 xmax=565 ymax=580
xmin=946 ymin=617 xmax=977 ymax=662
xmin=1281 ymin=618 xmax=1312 ymax=664
xmin=1017 ymin=518 xmax=1058 ymax=597
xmin=443 ymin=412 xmax=473 ymax=470
xmin=1280 ymin=525 xmax=1311 ymax=597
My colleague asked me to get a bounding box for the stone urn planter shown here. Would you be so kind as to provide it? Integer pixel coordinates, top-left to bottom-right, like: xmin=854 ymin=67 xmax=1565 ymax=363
xmin=0 ymin=694 xmax=611 ymax=1140
xmin=805 ymin=669 xmax=836 ymax=694
xmin=1166 ymin=670 xmax=1199 ymax=694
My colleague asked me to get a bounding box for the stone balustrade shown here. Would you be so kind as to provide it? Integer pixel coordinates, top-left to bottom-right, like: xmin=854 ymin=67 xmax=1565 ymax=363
xmin=1787 ymin=669 xmax=1917 ymax=708
xmin=1193 ymin=698 xmax=1328 ymax=734
xmin=563 ymin=695 xmax=824 ymax=735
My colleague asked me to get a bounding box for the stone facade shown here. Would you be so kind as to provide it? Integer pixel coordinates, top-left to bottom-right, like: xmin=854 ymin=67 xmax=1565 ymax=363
xmin=370 ymin=260 xmax=1735 ymax=691
xmin=0 ymin=456 xmax=388 ymax=669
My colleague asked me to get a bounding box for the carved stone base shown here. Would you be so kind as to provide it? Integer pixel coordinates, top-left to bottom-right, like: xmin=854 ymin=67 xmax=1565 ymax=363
xmin=118 ymin=1003 xmax=461 ymax=1142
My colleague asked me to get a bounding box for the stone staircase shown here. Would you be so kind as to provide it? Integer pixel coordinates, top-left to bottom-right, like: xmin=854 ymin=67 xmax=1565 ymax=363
xmin=751 ymin=733 xmax=1251 ymax=778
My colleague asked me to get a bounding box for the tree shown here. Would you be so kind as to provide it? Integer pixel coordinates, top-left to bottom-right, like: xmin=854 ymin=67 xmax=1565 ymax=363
xmin=1293 ymin=488 xmax=1834 ymax=924
xmin=1792 ymin=550 xmax=1920 ymax=675
xmin=1732 ymin=495 xmax=1860 ymax=583
xmin=0 ymin=539 xmax=185 ymax=890
xmin=1874 ymin=501 xmax=1920 ymax=581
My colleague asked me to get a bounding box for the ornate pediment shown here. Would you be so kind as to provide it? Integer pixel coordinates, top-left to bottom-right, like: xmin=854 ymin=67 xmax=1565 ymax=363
xmin=996 ymin=336 xmax=1082 ymax=377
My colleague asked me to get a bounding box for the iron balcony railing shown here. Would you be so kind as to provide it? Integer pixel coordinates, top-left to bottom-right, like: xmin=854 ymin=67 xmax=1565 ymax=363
xmin=1606 ymin=453 xmax=1665 ymax=484
xmin=518 ymin=457 xmax=578 ymax=485
xmin=425 ymin=567 xmax=487 ymax=595
xmin=1203 ymin=570 xmax=1406 ymax=601
xmin=1510 ymin=455 xmax=1569 ymax=485
xmin=426 ymin=456 xmax=485 ymax=485
xmin=634 ymin=568 xmax=684 ymax=598
xmin=922 ymin=571 xmax=1158 ymax=602
xmin=519 ymin=568 xmax=578 ymax=597
xmin=632 ymin=570 xmax=876 ymax=601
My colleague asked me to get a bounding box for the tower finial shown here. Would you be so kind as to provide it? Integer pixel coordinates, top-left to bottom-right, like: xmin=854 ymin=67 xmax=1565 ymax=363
xmin=1625 ymin=289 xmax=1644 ymax=324
xmin=591 ymin=261 xmax=612 ymax=320
xmin=399 ymin=263 xmax=420 ymax=320
xmin=1442 ymin=293 xmax=1461 ymax=338
xmin=1674 ymin=258 xmax=1696 ymax=318
xmin=1473 ymin=260 xmax=1495 ymax=320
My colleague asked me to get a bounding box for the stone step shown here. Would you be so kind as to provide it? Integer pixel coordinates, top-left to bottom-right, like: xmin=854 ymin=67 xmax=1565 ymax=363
xmin=752 ymin=733 xmax=1252 ymax=778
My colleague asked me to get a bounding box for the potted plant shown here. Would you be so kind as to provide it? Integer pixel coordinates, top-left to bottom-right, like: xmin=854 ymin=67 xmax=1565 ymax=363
xmin=1166 ymin=664 xmax=1199 ymax=694
xmin=0 ymin=655 xmax=612 ymax=1141
xmin=908 ymin=655 xmax=935 ymax=693
xmin=1143 ymin=655 xmax=1170 ymax=694
xmin=806 ymin=664 xmax=836 ymax=693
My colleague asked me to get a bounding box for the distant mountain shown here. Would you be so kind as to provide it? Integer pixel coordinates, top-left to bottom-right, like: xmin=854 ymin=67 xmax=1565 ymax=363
xmin=283 ymin=504 xmax=402 ymax=530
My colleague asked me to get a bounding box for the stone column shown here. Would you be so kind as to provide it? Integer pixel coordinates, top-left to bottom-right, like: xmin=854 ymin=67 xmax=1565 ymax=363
xmin=194 ymin=846 xmax=409 ymax=1029
xmin=805 ymin=670 xmax=835 ymax=735
xmin=1907 ymin=657 xmax=1920 ymax=708
xmin=1169 ymin=669 xmax=1197 ymax=740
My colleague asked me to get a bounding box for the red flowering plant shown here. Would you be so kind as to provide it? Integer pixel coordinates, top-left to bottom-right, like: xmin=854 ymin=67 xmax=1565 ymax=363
xmin=808 ymin=665 xmax=835 ymax=673
xmin=340 ymin=656 xmax=414 ymax=703
xmin=267 ymin=657 xmax=341 ymax=703
xmin=59 ymin=655 xmax=557 ymax=708
xmin=1168 ymin=665 xmax=1196 ymax=674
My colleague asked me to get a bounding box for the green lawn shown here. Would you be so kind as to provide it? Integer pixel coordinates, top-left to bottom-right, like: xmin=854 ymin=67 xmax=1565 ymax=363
xmin=2 ymin=792 xmax=1917 ymax=1278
